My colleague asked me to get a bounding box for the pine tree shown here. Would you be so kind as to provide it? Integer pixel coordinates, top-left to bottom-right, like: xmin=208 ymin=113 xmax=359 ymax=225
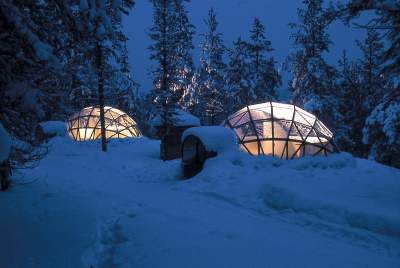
xmin=363 ymin=89 xmax=400 ymax=168
xmin=247 ymin=18 xmax=281 ymax=103
xmin=336 ymin=50 xmax=365 ymax=155
xmin=288 ymin=0 xmax=338 ymax=128
xmin=356 ymin=29 xmax=386 ymax=110
xmin=195 ymin=8 xmax=227 ymax=125
xmin=148 ymin=0 xmax=195 ymax=134
xmin=0 ymin=0 xmax=70 ymax=146
xmin=173 ymin=1 xmax=196 ymax=109
xmin=339 ymin=0 xmax=400 ymax=77
xmin=357 ymin=29 xmax=400 ymax=167
xmin=226 ymin=37 xmax=252 ymax=111
xmin=75 ymin=0 xmax=135 ymax=152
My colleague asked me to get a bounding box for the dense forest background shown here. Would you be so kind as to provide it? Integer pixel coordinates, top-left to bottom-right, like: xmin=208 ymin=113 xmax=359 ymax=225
xmin=0 ymin=0 xmax=399 ymax=168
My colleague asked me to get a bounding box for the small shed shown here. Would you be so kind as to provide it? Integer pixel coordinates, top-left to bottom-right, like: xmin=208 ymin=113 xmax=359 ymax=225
xmin=151 ymin=109 xmax=201 ymax=160
xmin=181 ymin=126 xmax=237 ymax=179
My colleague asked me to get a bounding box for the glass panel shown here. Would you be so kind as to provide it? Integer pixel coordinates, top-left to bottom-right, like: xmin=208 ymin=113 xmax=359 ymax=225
xmin=272 ymin=105 xmax=294 ymax=121
xmin=230 ymin=111 xmax=250 ymax=127
xmin=241 ymin=141 xmax=262 ymax=155
xmin=273 ymin=140 xmax=286 ymax=158
xmin=273 ymin=121 xmax=288 ymax=139
xmin=260 ymin=140 xmax=273 ymax=156
xmin=296 ymin=109 xmax=315 ymax=126
xmin=250 ymin=108 xmax=270 ymax=121
xmin=262 ymin=121 xmax=273 ymax=139
xmin=288 ymin=141 xmax=302 ymax=158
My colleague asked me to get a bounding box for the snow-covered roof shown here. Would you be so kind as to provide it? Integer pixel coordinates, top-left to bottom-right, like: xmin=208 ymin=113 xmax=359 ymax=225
xmin=0 ymin=123 xmax=11 ymax=162
xmin=39 ymin=121 xmax=67 ymax=137
xmin=150 ymin=109 xmax=200 ymax=127
xmin=182 ymin=126 xmax=237 ymax=153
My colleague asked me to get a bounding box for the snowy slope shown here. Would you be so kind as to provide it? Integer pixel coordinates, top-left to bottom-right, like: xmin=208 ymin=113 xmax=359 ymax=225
xmin=0 ymin=137 xmax=399 ymax=267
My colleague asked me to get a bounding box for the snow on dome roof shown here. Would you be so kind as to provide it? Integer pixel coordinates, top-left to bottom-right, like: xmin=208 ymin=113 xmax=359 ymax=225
xmin=182 ymin=126 xmax=237 ymax=153
xmin=150 ymin=109 xmax=200 ymax=127
xmin=224 ymin=102 xmax=335 ymax=159
xmin=0 ymin=123 xmax=12 ymax=162
xmin=67 ymin=106 xmax=141 ymax=141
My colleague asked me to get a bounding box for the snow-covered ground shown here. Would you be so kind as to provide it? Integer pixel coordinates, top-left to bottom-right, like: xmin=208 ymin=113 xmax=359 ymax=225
xmin=0 ymin=137 xmax=399 ymax=267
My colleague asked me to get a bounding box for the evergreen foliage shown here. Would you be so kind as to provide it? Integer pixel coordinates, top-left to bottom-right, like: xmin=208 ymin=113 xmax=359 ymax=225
xmin=195 ymin=8 xmax=227 ymax=125
xmin=288 ymin=0 xmax=339 ymax=129
xmin=148 ymin=0 xmax=195 ymax=134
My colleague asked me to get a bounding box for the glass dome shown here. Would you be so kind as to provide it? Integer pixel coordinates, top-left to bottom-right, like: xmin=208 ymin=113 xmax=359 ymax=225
xmin=67 ymin=106 xmax=141 ymax=141
xmin=223 ymin=102 xmax=335 ymax=159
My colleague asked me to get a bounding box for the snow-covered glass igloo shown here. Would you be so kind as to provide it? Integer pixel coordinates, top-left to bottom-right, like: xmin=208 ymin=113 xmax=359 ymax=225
xmin=223 ymin=102 xmax=335 ymax=159
xmin=67 ymin=106 xmax=141 ymax=141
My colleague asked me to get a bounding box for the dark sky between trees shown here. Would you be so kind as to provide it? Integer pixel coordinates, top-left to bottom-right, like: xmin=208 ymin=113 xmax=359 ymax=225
xmin=123 ymin=0 xmax=367 ymax=96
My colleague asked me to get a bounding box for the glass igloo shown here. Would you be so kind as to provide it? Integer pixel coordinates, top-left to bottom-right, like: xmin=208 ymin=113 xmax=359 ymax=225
xmin=223 ymin=102 xmax=335 ymax=159
xmin=67 ymin=106 xmax=141 ymax=141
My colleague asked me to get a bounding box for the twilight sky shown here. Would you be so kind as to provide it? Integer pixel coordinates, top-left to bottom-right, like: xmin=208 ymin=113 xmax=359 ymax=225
xmin=123 ymin=0 xmax=367 ymax=97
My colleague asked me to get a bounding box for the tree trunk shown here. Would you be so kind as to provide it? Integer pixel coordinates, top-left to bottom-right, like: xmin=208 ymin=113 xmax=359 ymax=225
xmin=97 ymin=43 xmax=107 ymax=152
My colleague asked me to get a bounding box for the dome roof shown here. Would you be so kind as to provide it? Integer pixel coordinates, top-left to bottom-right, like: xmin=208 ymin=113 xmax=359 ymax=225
xmin=67 ymin=106 xmax=141 ymax=141
xmin=224 ymin=102 xmax=335 ymax=159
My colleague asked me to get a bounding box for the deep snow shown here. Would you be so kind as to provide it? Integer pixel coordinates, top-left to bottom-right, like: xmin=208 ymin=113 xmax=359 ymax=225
xmin=0 ymin=137 xmax=399 ymax=267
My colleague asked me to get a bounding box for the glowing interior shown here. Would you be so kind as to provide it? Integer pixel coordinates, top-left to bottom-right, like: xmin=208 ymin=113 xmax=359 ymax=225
xmin=225 ymin=102 xmax=334 ymax=159
xmin=67 ymin=106 xmax=141 ymax=141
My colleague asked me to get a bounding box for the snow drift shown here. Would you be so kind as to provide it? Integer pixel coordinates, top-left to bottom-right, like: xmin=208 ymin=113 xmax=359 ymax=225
xmin=0 ymin=136 xmax=399 ymax=267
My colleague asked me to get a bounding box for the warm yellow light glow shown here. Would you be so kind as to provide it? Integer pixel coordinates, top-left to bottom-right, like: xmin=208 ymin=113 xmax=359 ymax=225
xmin=67 ymin=106 xmax=141 ymax=141
xmin=225 ymin=102 xmax=334 ymax=159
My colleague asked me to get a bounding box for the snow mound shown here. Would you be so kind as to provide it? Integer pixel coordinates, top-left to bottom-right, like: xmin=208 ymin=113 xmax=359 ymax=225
xmin=2 ymin=137 xmax=399 ymax=267
xmin=39 ymin=121 xmax=67 ymax=137
xmin=182 ymin=126 xmax=237 ymax=153
xmin=188 ymin=151 xmax=400 ymax=239
xmin=0 ymin=123 xmax=11 ymax=162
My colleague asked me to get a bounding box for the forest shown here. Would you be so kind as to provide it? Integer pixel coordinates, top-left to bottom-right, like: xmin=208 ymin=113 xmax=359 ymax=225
xmin=0 ymin=0 xmax=399 ymax=169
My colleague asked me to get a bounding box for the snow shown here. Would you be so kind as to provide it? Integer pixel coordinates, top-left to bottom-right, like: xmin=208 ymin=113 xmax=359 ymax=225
xmin=0 ymin=137 xmax=399 ymax=267
xmin=0 ymin=123 xmax=11 ymax=162
xmin=150 ymin=109 xmax=201 ymax=127
xmin=182 ymin=126 xmax=237 ymax=153
xmin=39 ymin=121 xmax=68 ymax=137
xmin=364 ymin=97 xmax=400 ymax=145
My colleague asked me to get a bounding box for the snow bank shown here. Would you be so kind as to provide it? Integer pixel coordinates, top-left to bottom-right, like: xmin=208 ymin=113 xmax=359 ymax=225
xmin=38 ymin=121 xmax=67 ymax=137
xmin=191 ymin=151 xmax=400 ymax=238
xmin=2 ymin=136 xmax=399 ymax=267
xmin=182 ymin=126 xmax=237 ymax=153
xmin=0 ymin=123 xmax=11 ymax=162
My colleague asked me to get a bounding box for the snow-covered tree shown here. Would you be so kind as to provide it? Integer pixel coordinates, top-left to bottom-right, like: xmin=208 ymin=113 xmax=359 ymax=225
xmin=226 ymin=37 xmax=252 ymax=111
xmin=338 ymin=0 xmax=400 ymax=77
xmin=363 ymin=89 xmax=400 ymax=168
xmin=0 ymin=1 xmax=68 ymax=145
xmin=0 ymin=0 xmax=135 ymax=154
xmin=148 ymin=0 xmax=195 ymax=136
xmin=335 ymin=0 xmax=400 ymax=167
xmin=288 ymin=0 xmax=338 ymax=128
xmin=335 ymin=51 xmax=365 ymax=155
xmin=247 ymin=18 xmax=281 ymax=103
xmin=356 ymin=29 xmax=387 ymax=110
xmin=195 ymin=8 xmax=228 ymax=125
xmin=173 ymin=1 xmax=196 ymax=109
